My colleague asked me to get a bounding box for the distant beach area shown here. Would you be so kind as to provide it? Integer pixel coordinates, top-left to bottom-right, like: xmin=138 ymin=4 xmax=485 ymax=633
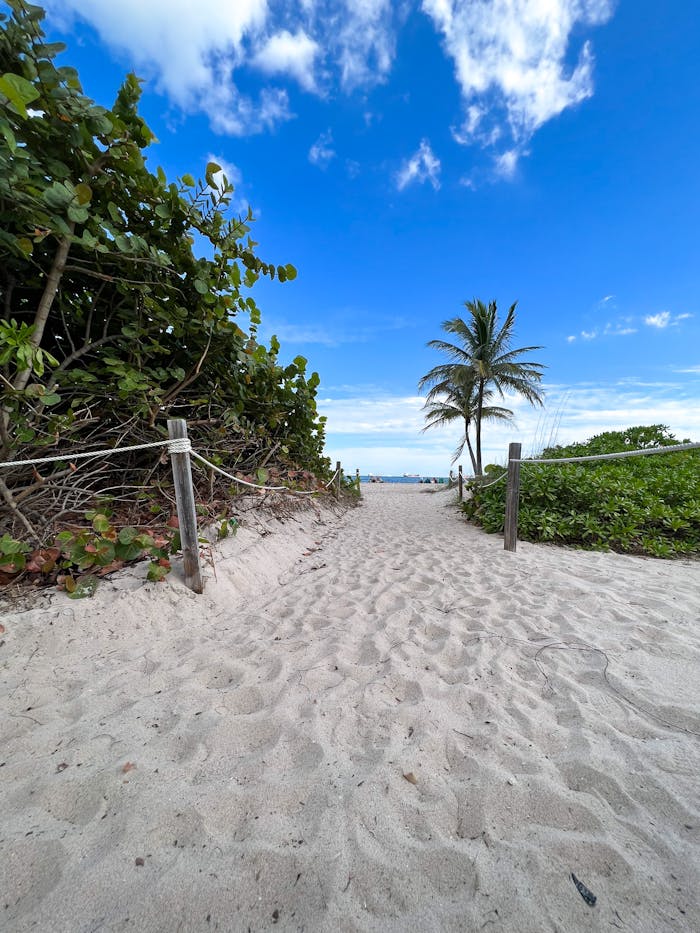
xmin=362 ymin=475 xmax=450 ymax=484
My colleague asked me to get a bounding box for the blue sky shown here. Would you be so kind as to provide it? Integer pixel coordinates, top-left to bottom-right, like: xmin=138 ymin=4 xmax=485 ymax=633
xmin=29 ymin=1 xmax=700 ymax=474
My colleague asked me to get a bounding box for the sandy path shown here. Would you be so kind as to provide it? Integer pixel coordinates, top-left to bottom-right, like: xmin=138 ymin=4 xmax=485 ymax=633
xmin=1 ymin=484 xmax=699 ymax=932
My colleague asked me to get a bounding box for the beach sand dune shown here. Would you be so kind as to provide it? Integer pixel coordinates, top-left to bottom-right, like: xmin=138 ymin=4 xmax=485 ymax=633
xmin=1 ymin=484 xmax=699 ymax=932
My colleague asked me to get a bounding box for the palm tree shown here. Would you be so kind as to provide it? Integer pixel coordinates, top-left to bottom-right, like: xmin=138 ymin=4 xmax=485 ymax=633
xmin=420 ymin=367 xmax=513 ymax=474
xmin=420 ymin=299 xmax=544 ymax=475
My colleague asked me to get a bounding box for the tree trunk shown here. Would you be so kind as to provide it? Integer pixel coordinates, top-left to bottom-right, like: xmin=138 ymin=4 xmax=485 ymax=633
xmin=475 ymin=379 xmax=485 ymax=476
xmin=465 ymin=417 xmax=477 ymax=475
xmin=13 ymin=226 xmax=75 ymax=393
xmin=1 ymin=227 xmax=75 ymax=454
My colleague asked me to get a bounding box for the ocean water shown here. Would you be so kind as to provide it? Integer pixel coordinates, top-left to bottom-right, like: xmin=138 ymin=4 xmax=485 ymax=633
xmin=360 ymin=475 xmax=449 ymax=484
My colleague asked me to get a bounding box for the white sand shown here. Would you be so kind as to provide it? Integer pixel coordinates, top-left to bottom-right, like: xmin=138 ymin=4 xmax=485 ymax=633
xmin=1 ymin=483 xmax=699 ymax=932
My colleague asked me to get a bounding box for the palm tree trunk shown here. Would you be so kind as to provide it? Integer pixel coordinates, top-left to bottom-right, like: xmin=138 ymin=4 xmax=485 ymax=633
xmin=465 ymin=417 xmax=477 ymax=475
xmin=475 ymin=379 xmax=484 ymax=475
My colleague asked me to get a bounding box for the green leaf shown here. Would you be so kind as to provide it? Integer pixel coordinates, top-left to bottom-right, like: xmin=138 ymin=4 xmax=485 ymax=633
xmin=0 ymin=118 xmax=17 ymax=152
xmin=193 ymin=278 xmax=208 ymax=295
xmin=43 ymin=181 xmax=73 ymax=211
xmin=147 ymin=560 xmax=170 ymax=582
xmin=74 ymin=182 xmax=92 ymax=205
xmin=115 ymin=541 xmax=143 ymax=561
xmin=92 ymin=514 xmax=111 ymax=533
xmin=89 ymin=114 xmax=113 ymax=135
xmin=67 ymin=205 xmax=89 ymax=224
xmin=118 ymin=526 xmax=138 ymax=545
xmin=0 ymin=73 xmax=40 ymax=118
xmin=181 ymin=173 xmax=195 ymax=187
xmin=205 ymin=161 xmax=221 ymax=182
xmin=284 ymin=263 xmax=297 ymax=281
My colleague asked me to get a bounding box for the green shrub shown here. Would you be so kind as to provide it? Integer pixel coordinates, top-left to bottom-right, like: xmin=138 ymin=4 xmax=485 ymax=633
xmin=465 ymin=425 xmax=700 ymax=557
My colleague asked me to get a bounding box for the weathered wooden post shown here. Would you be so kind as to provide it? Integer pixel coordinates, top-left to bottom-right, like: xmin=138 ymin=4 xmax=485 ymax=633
xmin=458 ymin=464 xmax=463 ymax=501
xmin=335 ymin=460 xmax=341 ymax=500
xmin=504 ymin=442 xmax=522 ymax=552
xmin=355 ymin=468 xmax=360 ymax=492
xmin=168 ymin=419 xmax=204 ymax=593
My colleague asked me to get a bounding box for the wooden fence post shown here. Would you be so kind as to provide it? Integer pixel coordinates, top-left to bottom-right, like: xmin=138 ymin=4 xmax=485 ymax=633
xmin=168 ymin=419 xmax=204 ymax=593
xmin=355 ymin=468 xmax=360 ymax=492
xmin=458 ymin=464 xmax=463 ymax=501
xmin=504 ymin=442 xmax=522 ymax=552
xmin=335 ymin=460 xmax=341 ymax=500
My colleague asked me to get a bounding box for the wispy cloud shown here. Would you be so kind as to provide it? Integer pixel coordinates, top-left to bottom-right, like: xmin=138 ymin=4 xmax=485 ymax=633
xmin=422 ymin=0 xmax=613 ymax=165
xmin=45 ymin=0 xmax=295 ymax=135
xmin=645 ymin=310 xmax=693 ymax=329
xmin=262 ymin=315 xmax=415 ymax=348
xmin=334 ymin=0 xmax=395 ymax=91
xmin=493 ymin=148 xmax=521 ymax=179
xmin=47 ymin=0 xmax=614 ymax=176
xmin=322 ymin=378 xmax=700 ymax=474
xmin=308 ymin=130 xmax=336 ymax=168
xmin=568 ymin=305 xmax=696 ymax=342
xmin=569 ymin=323 xmax=637 ymax=341
xmin=646 ymin=311 xmax=671 ymax=329
xmin=396 ymin=139 xmax=441 ymax=191
xmin=46 ymin=0 xmax=396 ymax=133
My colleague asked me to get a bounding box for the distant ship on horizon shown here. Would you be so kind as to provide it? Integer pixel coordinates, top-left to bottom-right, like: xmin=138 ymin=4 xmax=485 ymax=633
xmin=402 ymin=473 xmax=421 ymax=478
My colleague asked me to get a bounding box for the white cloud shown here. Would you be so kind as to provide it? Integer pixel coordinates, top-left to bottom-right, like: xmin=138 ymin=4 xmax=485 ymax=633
xmin=45 ymin=0 xmax=396 ymax=133
xmin=493 ymin=148 xmax=520 ymax=179
xmin=603 ymin=321 xmax=637 ymax=337
xmin=252 ymin=29 xmax=319 ymax=92
xmin=422 ymin=0 xmax=613 ymax=162
xmin=396 ymin=139 xmax=441 ymax=191
xmin=261 ymin=314 xmax=414 ymax=348
xmin=334 ymin=0 xmax=395 ymax=90
xmin=645 ymin=311 xmax=671 ymax=329
xmin=46 ymin=0 xmax=614 ymax=175
xmin=321 ymin=378 xmax=700 ymax=475
xmin=45 ymin=0 xmax=293 ymax=135
xmin=325 ymin=445 xmax=456 ymax=476
xmin=571 ymin=321 xmax=638 ymax=341
xmin=269 ymin=324 xmax=342 ymax=347
xmin=321 ymin=395 xmax=427 ymax=435
xmin=308 ymin=130 xmax=336 ymax=167
xmin=645 ymin=311 xmax=692 ymax=329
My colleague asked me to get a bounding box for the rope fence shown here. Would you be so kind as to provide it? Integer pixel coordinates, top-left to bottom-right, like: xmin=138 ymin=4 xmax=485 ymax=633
xmin=501 ymin=439 xmax=700 ymax=553
xmin=0 ymin=439 xmax=174 ymax=469
xmin=516 ymin=441 xmax=700 ymax=465
xmin=0 ymin=436 xmax=340 ymax=495
xmin=0 ymin=419 xmax=350 ymax=593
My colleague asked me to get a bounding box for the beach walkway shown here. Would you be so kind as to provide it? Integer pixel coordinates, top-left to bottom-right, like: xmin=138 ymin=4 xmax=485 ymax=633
xmin=2 ymin=483 xmax=699 ymax=931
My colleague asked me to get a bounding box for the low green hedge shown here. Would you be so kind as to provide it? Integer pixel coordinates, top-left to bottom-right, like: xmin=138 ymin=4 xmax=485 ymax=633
xmin=464 ymin=426 xmax=700 ymax=558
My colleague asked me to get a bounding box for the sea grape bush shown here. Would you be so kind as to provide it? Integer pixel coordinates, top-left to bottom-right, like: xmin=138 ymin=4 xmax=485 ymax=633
xmin=465 ymin=426 xmax=700 ymax=558
xmin=0 ymin=2 xmax=330 ymax=555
